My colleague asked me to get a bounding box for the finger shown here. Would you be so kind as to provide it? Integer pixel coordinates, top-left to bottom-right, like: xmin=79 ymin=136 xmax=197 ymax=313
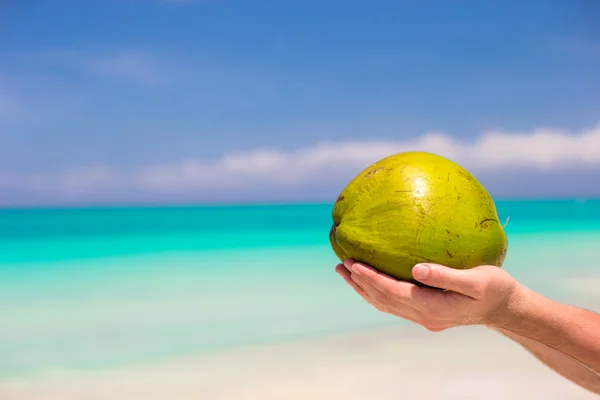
xmin=337 ymin=265 xmax=399 ymax=315
xmin=343 ymin=259 xmax=381 ymax=297
xmin=358 ymin=289 xmax=430 ymax=325
xmin=347 ymin=264 xmax=440 ymax=321
xmin=411 ymin=263 xmax=490 ymax=299
xmin=335 ymin=264 xmax=368 ymax=298
xmin=348 ymin=279 xmax=423 ymax=323
xmin=349 ymin=261 xmax=421 ymax=304
xmin=341 ymin=264 xmax=449 ymax=326
xmin=349 ymin=271 xmax=394 ymax=306
xmin=350 ymin=262 xmax=462 ymax=318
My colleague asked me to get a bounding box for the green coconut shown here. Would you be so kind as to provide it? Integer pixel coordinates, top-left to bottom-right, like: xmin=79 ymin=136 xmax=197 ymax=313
xmin=329 ymin=151 xmax=508 ymax=282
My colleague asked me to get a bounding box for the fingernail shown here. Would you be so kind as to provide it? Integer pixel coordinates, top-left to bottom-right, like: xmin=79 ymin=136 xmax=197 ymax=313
xmin=343 ymin=258 xmax=354 ymax=269
xmin=412 ymin=264 xmax=430 ymax=280
xmin=346 ymin=261 xmax=360 ymax=274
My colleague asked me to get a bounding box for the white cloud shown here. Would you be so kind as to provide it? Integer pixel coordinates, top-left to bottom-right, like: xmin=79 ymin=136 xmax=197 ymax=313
xmin=134 ymin=124 xmax=600 ymax=191
xmin=6 ymin=123 xmax=600 ymax=196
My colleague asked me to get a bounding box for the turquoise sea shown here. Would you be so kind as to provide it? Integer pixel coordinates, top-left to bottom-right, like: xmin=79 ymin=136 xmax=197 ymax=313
xmin=1 ymin=199 xmax=599 ymax=379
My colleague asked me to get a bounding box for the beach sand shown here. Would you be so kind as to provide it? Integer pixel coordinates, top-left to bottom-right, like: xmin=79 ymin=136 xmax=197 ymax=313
xmin=0 ymin=325 xmax=596 ymax=400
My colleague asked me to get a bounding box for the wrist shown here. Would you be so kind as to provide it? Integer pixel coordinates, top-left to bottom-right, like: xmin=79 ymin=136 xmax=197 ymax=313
xmin=486 ymin=282 xmax=541 ymax=330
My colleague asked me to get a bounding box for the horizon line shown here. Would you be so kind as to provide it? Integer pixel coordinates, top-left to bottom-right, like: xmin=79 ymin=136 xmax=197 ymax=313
xmin=0 ymin=195 xmax=598 ymax=211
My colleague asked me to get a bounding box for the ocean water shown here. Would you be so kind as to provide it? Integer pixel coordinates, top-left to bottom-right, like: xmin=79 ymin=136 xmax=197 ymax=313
xmin=0 ymin=199 xmax=599 ymax=379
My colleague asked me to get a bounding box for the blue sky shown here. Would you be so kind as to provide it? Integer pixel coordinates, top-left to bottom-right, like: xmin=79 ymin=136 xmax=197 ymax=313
xmin=0 ymin=0 xmax=599 ymax=205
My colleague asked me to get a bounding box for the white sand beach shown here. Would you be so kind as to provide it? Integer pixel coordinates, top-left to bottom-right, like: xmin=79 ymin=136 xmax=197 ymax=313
xmin=0 ymin=324 xmax=596 ymax=400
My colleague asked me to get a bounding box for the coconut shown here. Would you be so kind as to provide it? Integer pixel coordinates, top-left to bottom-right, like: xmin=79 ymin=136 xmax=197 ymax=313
xmin=330 ymin=151 xmax=508 ymax=282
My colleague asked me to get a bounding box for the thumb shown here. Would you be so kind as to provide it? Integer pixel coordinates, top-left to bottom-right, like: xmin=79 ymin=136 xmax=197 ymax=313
xmin=412 ymin=263 xmax=488 ymax=298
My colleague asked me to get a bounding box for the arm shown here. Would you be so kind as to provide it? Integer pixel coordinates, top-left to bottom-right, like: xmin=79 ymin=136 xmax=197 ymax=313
xmin=492 ymin=326 xmax=600 ymax=394
xmin=336 ymin=260 xmax=600 ymax=395
xmin=498 ymin=284 xmax=600 ymax=377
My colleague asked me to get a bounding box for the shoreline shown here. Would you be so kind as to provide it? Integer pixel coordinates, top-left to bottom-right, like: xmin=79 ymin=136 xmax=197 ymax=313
xmin=0 ymin=324 xmax=596 ymax=400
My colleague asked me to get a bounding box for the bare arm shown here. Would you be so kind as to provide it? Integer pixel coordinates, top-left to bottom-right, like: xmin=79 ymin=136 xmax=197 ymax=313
xmin=491 ymin=326 xmax=600 ymax=395
xmin=499 ymin=284 xmax=600 ymax=376
xmin=337 ymin=261 xmax=600 ymax=395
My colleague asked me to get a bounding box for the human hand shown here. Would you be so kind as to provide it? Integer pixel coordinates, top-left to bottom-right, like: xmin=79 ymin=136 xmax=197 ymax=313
xmin=335 ymin=259 xmax=520 ymax=332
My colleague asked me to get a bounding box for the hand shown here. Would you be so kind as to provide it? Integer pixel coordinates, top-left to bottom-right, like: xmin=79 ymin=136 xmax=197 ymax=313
xmin=335 ymin=259 xmax=519 ymax=332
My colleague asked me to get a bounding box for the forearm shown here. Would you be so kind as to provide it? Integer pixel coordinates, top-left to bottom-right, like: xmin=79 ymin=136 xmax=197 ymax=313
xmin=499 ymin=284 xmax=600 ymax=374
xmin=492 ymin=326 xmax=600 ymax=394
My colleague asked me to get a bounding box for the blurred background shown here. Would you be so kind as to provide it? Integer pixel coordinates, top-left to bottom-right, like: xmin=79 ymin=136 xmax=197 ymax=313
xmin=0 ymin=1 xmax=599 ymax=399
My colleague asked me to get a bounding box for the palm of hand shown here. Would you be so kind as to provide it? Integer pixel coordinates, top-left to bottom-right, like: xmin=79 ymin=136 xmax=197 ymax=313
xmin=335 ymin=259 xmax=518 ymax=332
